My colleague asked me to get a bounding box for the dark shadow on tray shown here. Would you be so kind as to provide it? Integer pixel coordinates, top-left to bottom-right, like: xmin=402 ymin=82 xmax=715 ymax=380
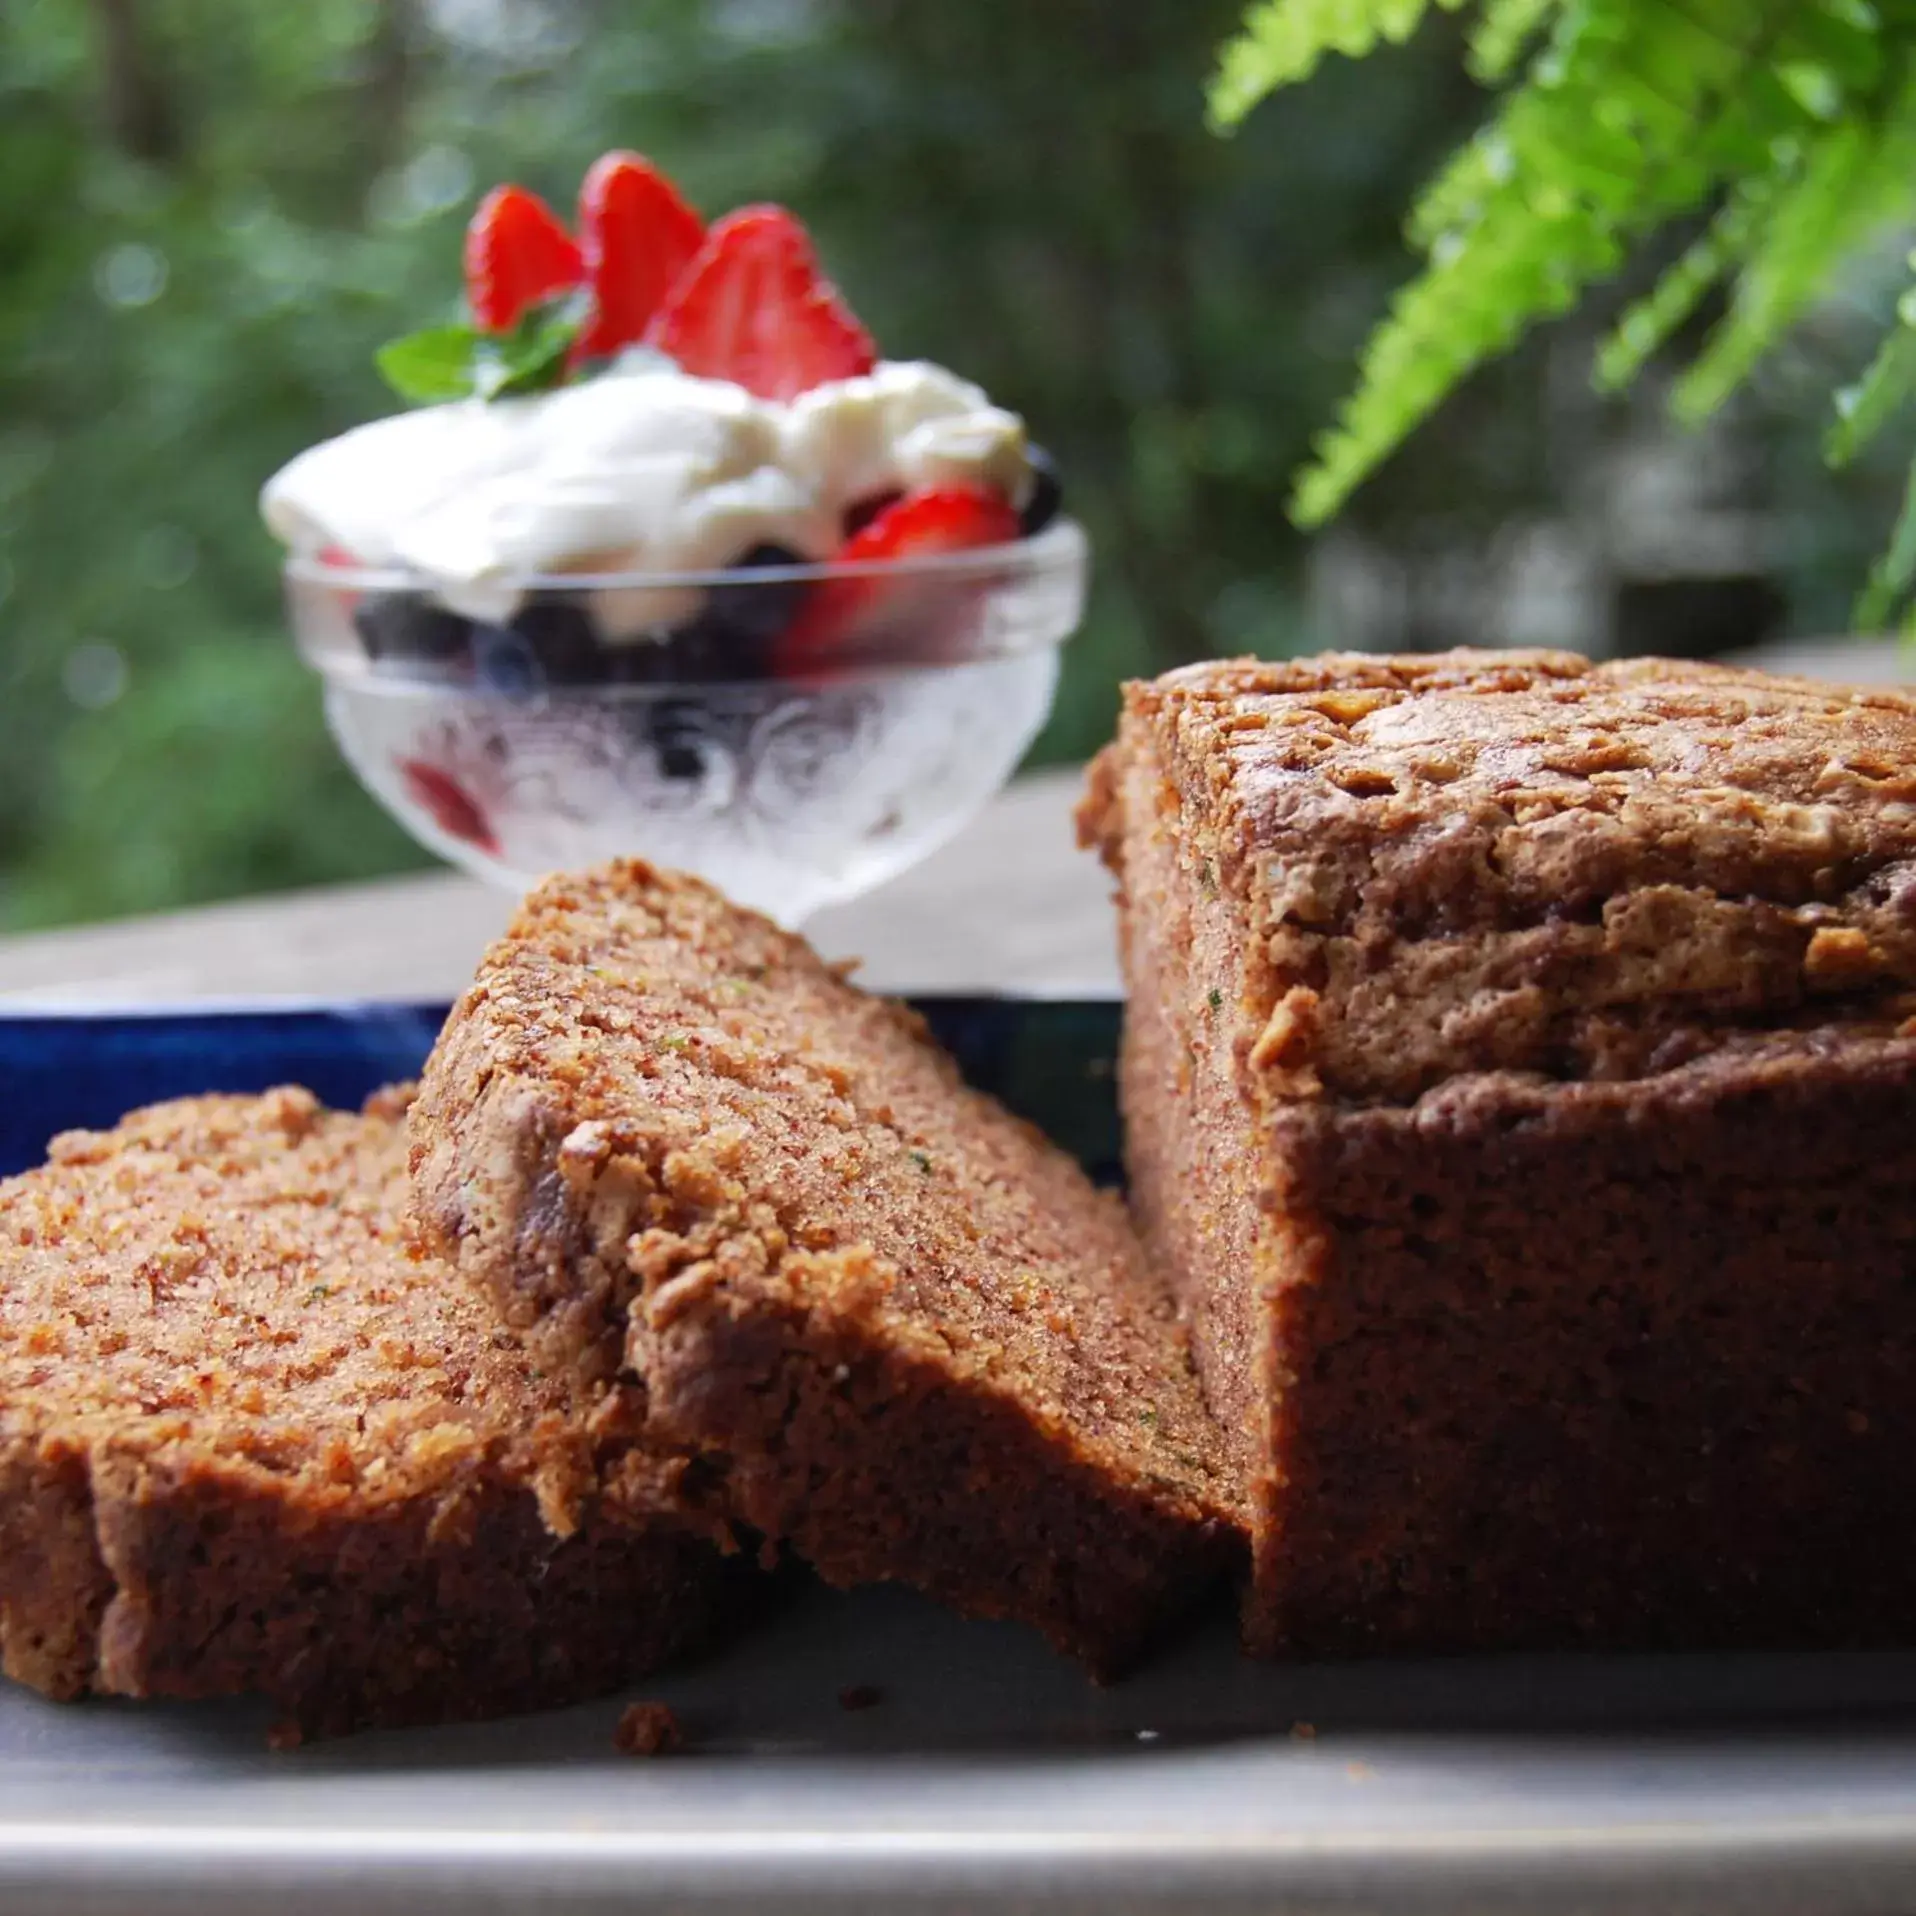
xmin=23 ymin=1572 xmax=1916 ymax=1777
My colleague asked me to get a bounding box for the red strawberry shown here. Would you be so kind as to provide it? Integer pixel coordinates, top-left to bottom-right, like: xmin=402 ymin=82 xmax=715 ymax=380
xmin=841 ymin=488 xmax=903 ymax=538
xmin=574 ymin=152 xmax=705 ymax=360
xmin=777 ymin=485 xmax=1020 ymax=670
xmin=464 ymin=185 xmax=583 ymax=333
xmin=399 ymin=758 xmax=499 ymax=855
xmin=315 ymin=544 xmax=364 ymax=616
xmin=644 ymin=205 xmax=875 ymax=402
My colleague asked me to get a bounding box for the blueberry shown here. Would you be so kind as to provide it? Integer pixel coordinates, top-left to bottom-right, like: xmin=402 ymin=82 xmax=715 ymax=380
xmin=700 ymin=542 xmax=811 ymax=654
xmin=730 ymin=538 xmax=808 ymax=575
xmin=609 ymin=625 xmax=752 ymax=685
xmin=471 ymin=624 xmax=544 ymax=700
xmin=609 ymin=543 xmax=810 ymax=686
xmin=352 ymin=592 xmax=471 ymax=669
xmin=610 ymin=545 xmax=814 ymax=778
xmin=648 ymin=699 xmax=708 ymax=781
xmin=509 ymin=595 xmax=605 ymax=685
xmin=1019 ymin=446 xmax=1063 ymax=537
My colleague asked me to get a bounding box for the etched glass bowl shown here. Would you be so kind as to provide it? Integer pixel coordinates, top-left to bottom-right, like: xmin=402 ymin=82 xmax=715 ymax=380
xmin=284 ymin=522 xmax=1086 ymax=923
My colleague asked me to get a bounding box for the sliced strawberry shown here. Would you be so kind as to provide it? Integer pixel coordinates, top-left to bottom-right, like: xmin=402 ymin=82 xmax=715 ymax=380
xmin=644 ymin=204 xmax=875 ymax=402
xmin=574 ymin=152 xmax=705 ymax=360
xmin=399 ymin=758 xmax=500 ymax=855
xmin=464 ymin=185 xmax=584 ymax=333
xmin=777 ymin=485 xmax=1020 ymax=670
xmin=841 ymin=488 xmax=903 ymax=538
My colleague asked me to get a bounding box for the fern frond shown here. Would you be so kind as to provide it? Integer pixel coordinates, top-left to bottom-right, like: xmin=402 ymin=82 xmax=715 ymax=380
xmin=1855 ymin=450 xmax=1916 ymax=629
xmin=1294 ymin=0 xmax=1810 ymax=525
xmin=1771 ymin=0 xmax=1888 ymax=107
xmin=1468 ymin=0 xmax=1563 ymax=82
xmin=1827 ymin=280 xmax=1916 ymax=465
xmin=1403 ymin=132 xmax=1515 ymax=254
xmin=1593 ymin=179 xmax=1779 ymax=393
xmin=1411 ymin=7 xmax=1814 ymax=268
xmin=1675 ymin=68 xmax=1916 ymax=424
xmin=1213 ymin=0 xmax=1916 ymax=622
xmin=1291 ymin=231 xmax=1616 ymax=523
xmin=1408 ymin=0 xmax=1740 ymax=248
xmin=1208 ymin=0 xmax=1468 ymax=131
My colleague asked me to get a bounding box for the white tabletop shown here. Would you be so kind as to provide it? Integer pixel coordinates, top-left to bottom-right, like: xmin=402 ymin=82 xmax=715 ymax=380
xmin=0 ymin=769 xmax=1117 ymax=1006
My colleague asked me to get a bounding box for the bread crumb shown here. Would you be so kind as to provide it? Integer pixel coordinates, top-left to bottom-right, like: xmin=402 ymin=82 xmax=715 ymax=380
xmin=1289 ymin=1720 xmax=1316 ymax=1741
xmin=1248 ymin=987 xmax=1322 ymax=1093
xmin=1805 ymin=925 xmax=1882 ymax=985
xmin=614 ymin=1700 xmax=683 ymax=1756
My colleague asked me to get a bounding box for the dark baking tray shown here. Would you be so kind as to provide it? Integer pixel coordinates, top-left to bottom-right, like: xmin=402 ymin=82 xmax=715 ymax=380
xmin=4 ymin=1001 xmax=1916 ymax=1915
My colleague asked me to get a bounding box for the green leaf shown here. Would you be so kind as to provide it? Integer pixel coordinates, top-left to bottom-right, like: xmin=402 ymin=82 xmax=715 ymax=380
xmin=373 ymin=293 xmax=587 ymax=405
xmin=1675 ymin=65 xmax=1916 ymax=425
xmin=1207 ymin=0 xmax=1466 ymax=130
xmin=474 ymin=299 xmax=583 ymax=399
xmin=1672 ymin=124 xmax=1872 ymax=426
xmin=1289 ymin=0 xmax=1791 ymax=523
xmin=1827 ymin=301 xmax=1916 ymax=466
xmin=1593 ymin=177 xmax=1777 ymax=392
xmin=1855 ymin=449 xmax=1916 ymax=630
xmin=1468 ymin=0 xmax=1562 ymax=83
xmin=1207 ymin=0 xmax=1916 ymax=619
xmin=374 ymin=324 xmax=484 ymax=404
xmin=1221 ymin=0 xmax=1916 ymax=528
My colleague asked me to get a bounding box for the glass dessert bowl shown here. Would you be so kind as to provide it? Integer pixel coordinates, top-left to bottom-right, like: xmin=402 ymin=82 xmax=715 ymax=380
xmin=266 ymin=148 xmax=1083 ymax=923
xmin=286 ymin=522 xmax=1085 ymax=924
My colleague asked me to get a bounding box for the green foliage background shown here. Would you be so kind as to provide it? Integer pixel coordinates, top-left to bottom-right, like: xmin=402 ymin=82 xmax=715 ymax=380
xmin=0 ymin=0 xmax=1900 ymax=929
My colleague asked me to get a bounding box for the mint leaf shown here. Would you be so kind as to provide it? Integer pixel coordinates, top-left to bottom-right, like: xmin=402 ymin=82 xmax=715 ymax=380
xmin=474 ymin=298 xmax=582 ymax=399
xmin=375 ymin=325 xmax=485 ymax=404
xmin=375 ymin=292 xmax=590 ymax=405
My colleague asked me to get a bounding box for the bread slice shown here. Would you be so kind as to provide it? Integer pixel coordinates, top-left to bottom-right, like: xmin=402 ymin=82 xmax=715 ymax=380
xmin=0 ymin=1085 xmax=730 ymax=1739
xmin=409 ymin=863 xmax=1246 ymax=1670
xmin=1082 ymin=649 xmax=1916 ymax=1656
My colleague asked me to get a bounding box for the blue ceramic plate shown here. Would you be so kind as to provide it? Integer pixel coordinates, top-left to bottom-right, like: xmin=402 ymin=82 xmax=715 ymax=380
xmin=0 ymin=999 xmax=1124 ymax=1182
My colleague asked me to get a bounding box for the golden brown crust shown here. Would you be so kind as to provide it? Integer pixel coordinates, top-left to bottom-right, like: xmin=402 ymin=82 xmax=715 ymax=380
xmin=0 ymin=1088 xmax=729 ymax=1734
xmin=1083 ymin=649 xmax=1916 ymax=1102
xmin=410 ymin=861 xmax=1246 ymax=1669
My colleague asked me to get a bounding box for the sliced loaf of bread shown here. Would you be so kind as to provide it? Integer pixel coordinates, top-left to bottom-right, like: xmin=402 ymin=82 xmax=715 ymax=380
xmin=0 ymin=1084 xmax=730 ymax=1739
xmin=409 ymin=862 xmax=1247 ymax=1670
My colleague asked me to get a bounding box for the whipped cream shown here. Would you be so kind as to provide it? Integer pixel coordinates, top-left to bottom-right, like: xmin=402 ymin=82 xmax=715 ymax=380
xmin=262 ymin=360 xmax=1032 ymax=628
xmin=781 ymin=362 xmax=1028 ymax=516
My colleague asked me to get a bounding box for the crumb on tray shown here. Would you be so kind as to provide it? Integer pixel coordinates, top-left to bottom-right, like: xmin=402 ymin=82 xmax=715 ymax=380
xmin=614 ymin=1700 xmax=683 ymax=1756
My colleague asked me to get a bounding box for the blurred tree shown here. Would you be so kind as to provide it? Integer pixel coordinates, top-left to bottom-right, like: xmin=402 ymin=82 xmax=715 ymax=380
xmin=0 ymin=0 xmax=439 ymax=928
xmin=0 ymin=0 xmax=1891 ymax=929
